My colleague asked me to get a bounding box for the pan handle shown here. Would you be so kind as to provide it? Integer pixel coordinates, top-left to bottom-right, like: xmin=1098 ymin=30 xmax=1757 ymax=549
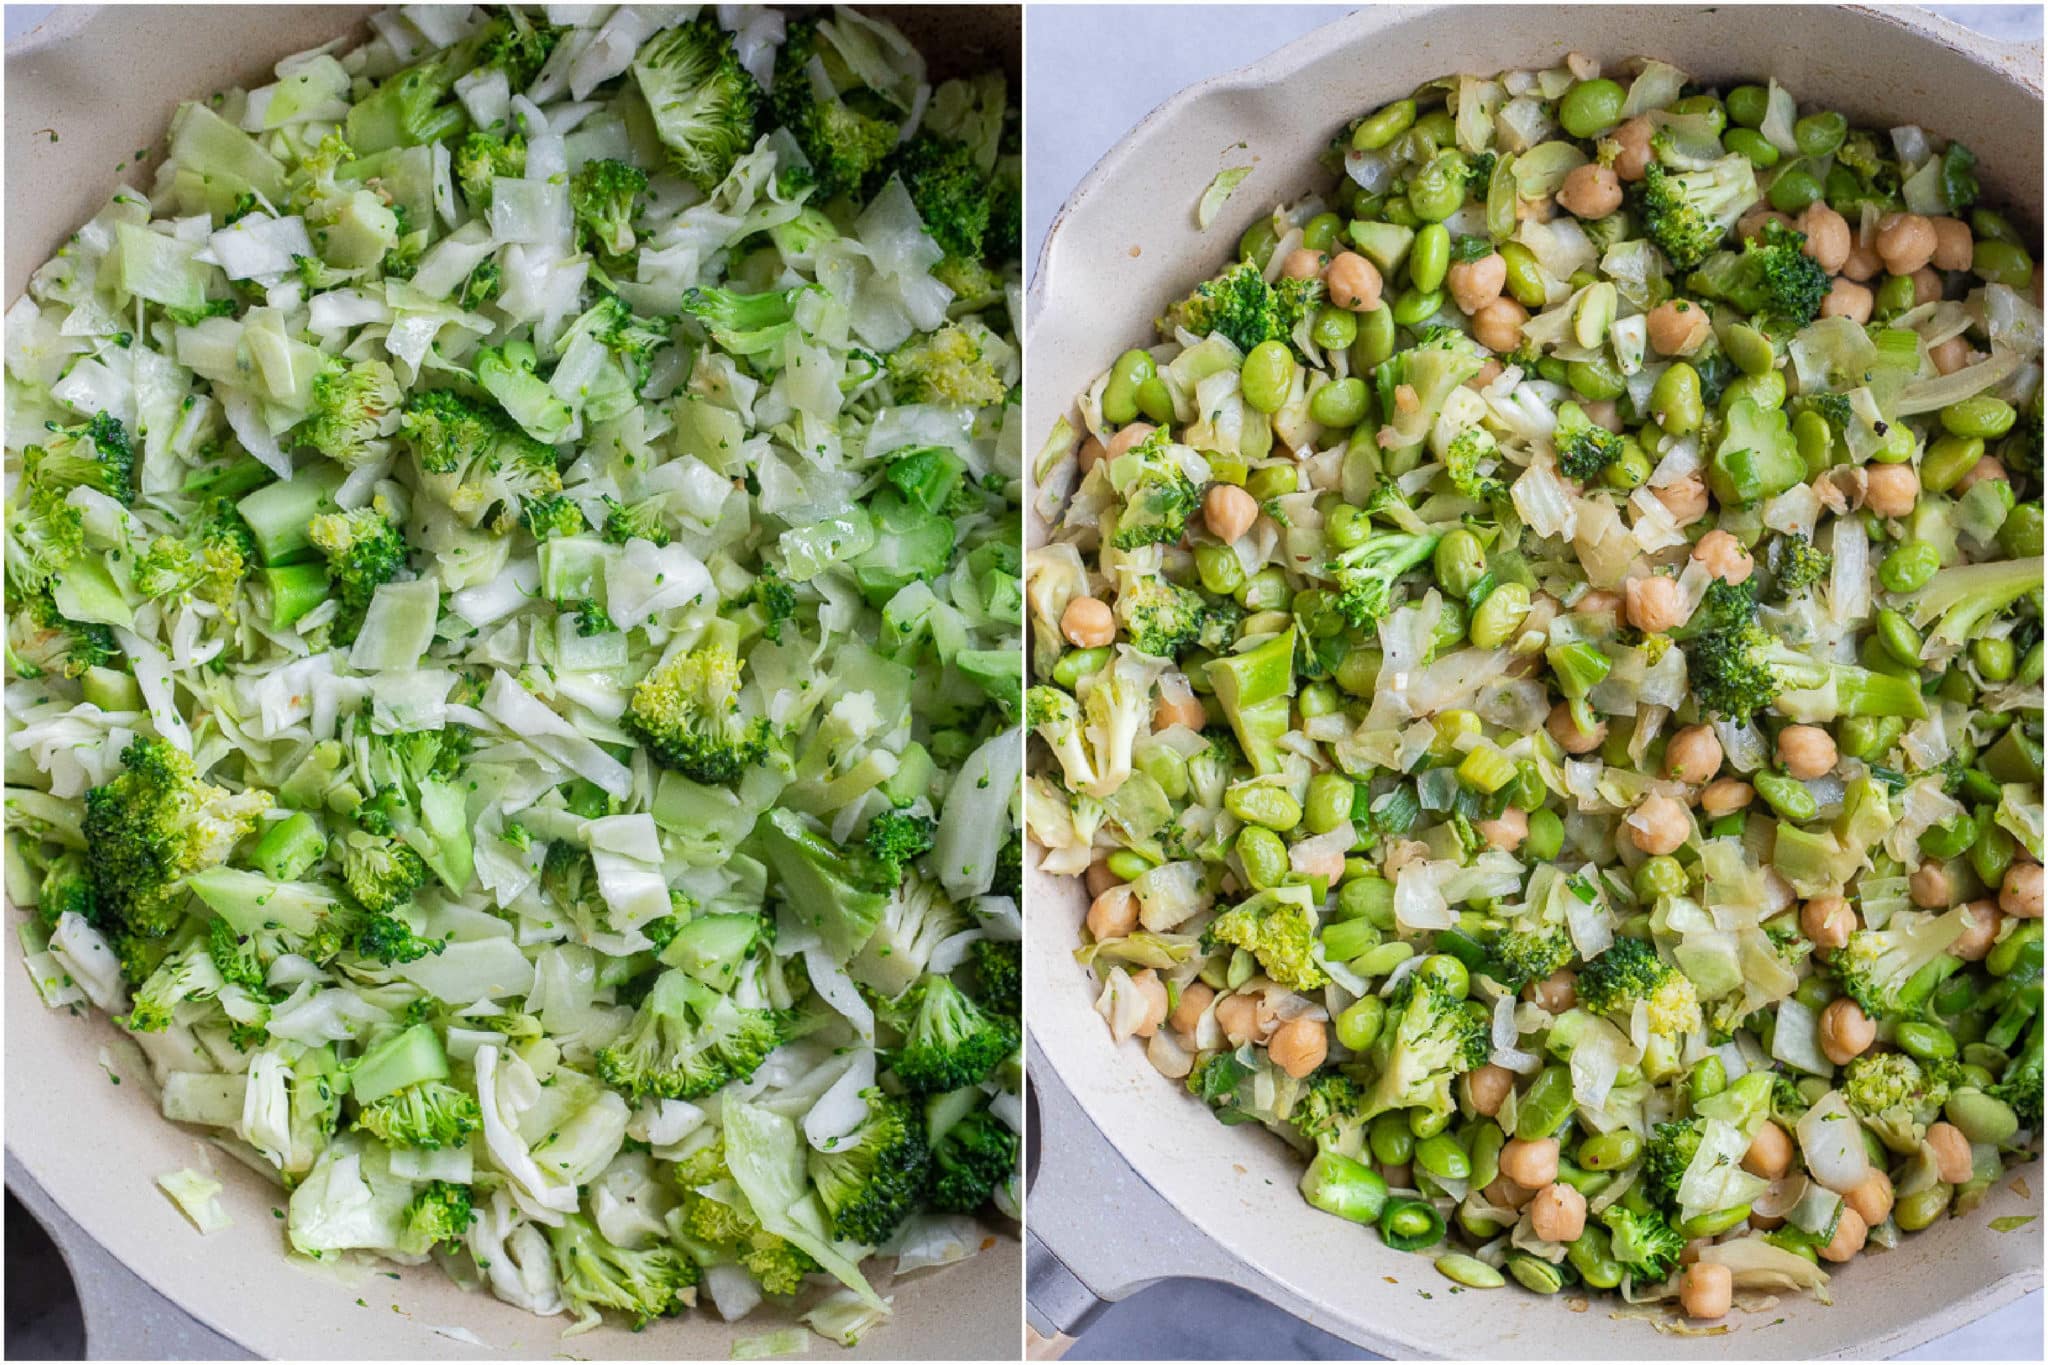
xmin=5 ymin=1155 xmax=253 ymax=1360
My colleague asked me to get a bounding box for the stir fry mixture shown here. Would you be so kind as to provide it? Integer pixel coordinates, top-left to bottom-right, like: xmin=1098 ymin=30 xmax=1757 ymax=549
xmin=1028 ymin=55 xmax=2043 ymax=1319
xmin=6 ymin=4 xmax=1022 ymax=1344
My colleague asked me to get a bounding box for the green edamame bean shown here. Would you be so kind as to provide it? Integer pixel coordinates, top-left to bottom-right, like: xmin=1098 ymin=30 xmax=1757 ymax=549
xmin=1578 ymin=1130 xmax=1642 ymax=1171
xmin=1305 ymin=771 xmax=1356 ymax=835
xmin=1312 ymin=304 xmax=1360 ymax=350
xmin=1633 ymin=855 xmax=1687 ymax=902
xmin=1794 ymin=111 xmax=1848 ymax=158
xmin=1678 ymin=1203 xmax=1752 ymax=1239
xmin=1768 ymin=165 xmax=1825 ymax=215
xmin=1135 ymin=375 xmax=1174 ymax=424
xmin=1507 ymin=1253 xmax=1564 ymax=1295
xmin=1793 ymin=976 xmax=1835 ymax=1012
xmin=1299 ymin=680 xmax=1343 ymax=717
xmin=1668 ymin=94 xmax=1726 ymax=132
xmin=1725 ymin=127 xmax=1779 ymax=168
xmin=1410 ymin=222 xmax=1451 ymax=293
xmin=1874 ymin=272 xmax=1916 ymax=319
xmin=1560 ymin=79 xmax=1626 ymax=138
xmin=1468 ymin=1121 xmax=1506 ymax=1191
xmin=1310 ymin=377 xmax=1370 ymax=428
xmin=1303 ymin=211 xmax=1342 ymax=253
xmin=1499 ymin=241 xmax=1547 ymax=308
xmin=1241 ymin=340 xmax=1297 ymax=414
xmin=1724 ymin=323 xmax=1775 ymax=377
xmin=1794 ymin=408 xmax=1835 ymax=474
xmin=1524 ymin=807 xmax=1564 ymax=862
xmin=1195 ymin=542 xmax=1247 ymax=595
xmin=1416 ymin=1133 xmax=1473 ymax=1182
xmin=1430 ymin=598 xmax=1468 ymax=653
xmin=1945 ymin=1089 xmax=2019 ymax=1145
xmin=1922 ymin=434 xmax=1985 ymax=493
xmin=1469 ymin=583 xmax=1531 ymax=650
xmin=1355 ymin=941 xmax=1416 ymax=977
xmin=1566 ymin=357 xmax=1626 ymax=402
xmin=1567 ymin=1226 xmax=1625 ymax=1289
xmin=1339 ymin=876 xmax=1395 ymax=930
xmin=1409 ymin=1104 xmax=1452 ymax=1140
xmin=1650 ymin=362 xmax=1705 ymax=435
xmin=1337 ymin=995 xmax=1387 ymax=1051
xmin=1753 ymin=770 xmax=1818 ymax=823
xmin=1896 ymin=1020 xmax=1958 ymax=1062
xmin=1942 ymin=396 xmax=2017 ymax=439
xmin=1245 ymin=464 xmax=1296 ymax=502
xmin=1517 ymin=1065 xmax=1575 ymax=1140
xmin=1725 ymin=85 xmax=1770 ymax=127
xmin=1326 ymin=502 xmax=1372 ymax=551
xmin=1974 ymin=637 xmax=2017 ymax=683
xmin=1973 ymin=206 xmax=2022 ymax=245
xmin=1919 ymin=811 xmax=1977 ymax=860
xmin=1435 ymin=1253 xmax=1504 ymax=1289
xmin=1408 ymin=151 xmax=1468 ymax=222
xmin=1998 ymin=502 xmax=2044 ymax=558
xmin=1104 ymin=849 xmax=1153 ymax=881
xmin=1352 ymin=306 xmax=1397 ymax=369
xmin=1369 ymin=1111 xmax=1416 ymax=1165
xmin=1875 ymin=608 xmax=1924 ymax=669
xmin=1602 ymin=437 xmax=1651 ymax=490
xmin=1722 ymin=369 xmax=1786 ymax=413
xmin=1239 ymin=218 xmax=1279 ymax=269
xmin=1101 ymin=349 xmax=1157 ymax=426
xmin=1894 ymin=1183 xmax=1952 ymax=1231
xmin=1353 ymin=99 xmax=1417 ymax=151
xmin=1225 ymin=784 xmax=1303 ymax=831
xmin=1879 ymin=540 xmax=1941 ymax=594
xmin=1052 ymin=646 xmax=1111 ymax=688
xmin=1433 ymin=528 xmax=1488 ymax=598
xmin=1973 ymin=239 xmax=2034 ymax=289
xmin=1236 ymin=825 xmax=1290 ymax=889
xmin=1417 ymin=953 xmax=1470 ymax=1001
xmin=1391 ymin=287 xmax=1446 ymax=327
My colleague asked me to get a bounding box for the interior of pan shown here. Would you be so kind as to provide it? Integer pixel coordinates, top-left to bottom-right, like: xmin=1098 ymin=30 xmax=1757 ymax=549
xmin=1026 ymin=5 xmax=2042 ymax=1358
xmin=4 ymin=6 xmax=1019 ymax=1359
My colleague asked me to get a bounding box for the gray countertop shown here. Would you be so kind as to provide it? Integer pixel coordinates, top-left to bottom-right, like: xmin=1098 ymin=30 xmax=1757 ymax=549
xmin=1025 ymin=4 xmax=2043 ymax=1359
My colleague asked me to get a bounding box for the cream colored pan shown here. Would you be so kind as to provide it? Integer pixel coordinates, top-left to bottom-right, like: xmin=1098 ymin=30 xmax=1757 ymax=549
xmin=4 ymin=6 xmax=1019 ymax=1358
xmin=1025 ymin=5 xmax=2042 ymax=1357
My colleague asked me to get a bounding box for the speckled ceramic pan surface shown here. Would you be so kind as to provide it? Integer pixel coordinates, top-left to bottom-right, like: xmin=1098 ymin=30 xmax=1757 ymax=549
xmin=4 ymin=6 xmax=1019 ymax=1359
xmin=1025 ymin=5 xmax=2042 ymax=1357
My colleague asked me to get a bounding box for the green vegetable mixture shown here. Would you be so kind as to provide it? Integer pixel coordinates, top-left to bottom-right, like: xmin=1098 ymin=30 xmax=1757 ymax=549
xmin=5 ymin=4 xmax=1022 ymax=1345
xmin=1028 ymin=54 xmax=2042 ymax=1320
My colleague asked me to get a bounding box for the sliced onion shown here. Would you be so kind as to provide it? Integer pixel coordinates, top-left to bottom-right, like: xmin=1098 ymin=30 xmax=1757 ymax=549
xmin=1797 ymin=1090 xmax=1870 ymax=1193
xmin=1752 ymin=1173 xmax=1809 ymax=1219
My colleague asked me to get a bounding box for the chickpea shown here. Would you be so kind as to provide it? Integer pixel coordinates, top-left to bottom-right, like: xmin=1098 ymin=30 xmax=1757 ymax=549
xmin=1842 ymin=240 xmax=1883 ymax=282
xmin=1467 ymin=1064 xmax=1514 ymax=1117
xmin=1476 ymin=806 xmax=1528 ymax=852
xmin=1525 ymin=967 xmax=1578 ymax=1014
xmin=1819 ymin=1205 xmax=1869 ymax=1263
xmin=1776 ymin=724 xmax=1838 ymax=780
xmin=1820 ymin=276 xmax=1874 ymax=323
xmin=1498 ymin=1137 xmax=1560 ymax=1188
xmin=1086 ymin=886 xmax=1138 ymax=940
xmin=1471 ymin=297 xmax=1530 ymax=353
xmin=1129 ymin=968 xmax=1169 ymax=1038
xmin=1699 ymin=778 xmax=1754 ymax=818
xmin=1736 ymin=207 xmax=1794 ymax=244
xmin=1750 ymin=1209 xmax=1786 ymax=1231
xmin=1679 ymin=1263 xmax=1733 ymax=1320
xmin=2001 ymin=860 xmax=2044 ymax=918
xmin=1085 ymin=859 xmax=1120 ymax=898
xmin=1279 ymin=247 xmax=1326 ymax=281
xmin=1528 ymin=1182 xmax=1588 ymax=1242
xmin=1741 ymin=1120 xmax=1793 ymax=1179
xmin=1876 ymin=212 xmax=1938 ymax=276
xmin=1910 ymin=266 xmax=1943 ymax=305
xmin=1654 ymin=474 xmax=1710 ymax=526
xmin=1844 ymin=1169 xmax=1895 ymax=1228
xmin=1447 ymin=252 xmax=1508 ymax=315
xmin=1268 ymin=1015 xmax=1328 ymax=1079
xmin=1625 ymin=575 xmax=1690 ymax=633
xmin=1957 ymin=456 xmax=2007 ymax=493
xmin=1574 ymin=588 xmax=1627 ymax=629
xmin=1170 ymin=981 xmax=1214 ymax=1039
xmin=1215 ymin=991 xmax=1276 ymax=1045
xmin=1610 ymin=117 xmax=1654 ymax=181
xmin=1383 ymin=1161 xmax=1414 ymax=1187
xmin=1582 ymin=400 xmax=1623 ymax=433
xmin=1692 ymin=528 xmax=1755 ymax=584
xmin=1819 ymin=996 xmax=1876 ymax=1065
xmin=1926 ymin=1122 xmax=1974 ymax=1185
xmin=1799 ymin=202 xmax=1852 ymax=273
xmin=1665 ymin=724 xmax=1724 ymax=785
xmin=1468 ymin=358 xmax=1505 ymax=390
xmin=1864 ymin=463 xmax=1919 ymax=518
xmin=1951 ymin=900 xmax=2003 ymax=961
xmin=1062 ymin=595 xmax=1116 ymax=649
xmin=1930 ymin=216 xmax=1974 ymax=272
xmin=1930 ymin=335 xmax=1971 ymax=376
xmin=1484 ymin=1175 xmax=1536 ymax=1210
xmin=1078 ymin=434 xmax=1108 ymax=473
xmin=1557 ymin=163 xmax=1623 ymax=220
xmin=1679 ymin=1239 xmax=1707 ymax=1267
xmin=1646 ymin=299 xmax=1712 ymax=356
xmin=1801 ymin=894 xmax=1858 ymax=951
xmin=1909 ymin=859 xmax=1954 ymax=910
xmin=1204 ymin=483 xmax=1260 ymax=544
xmin=1105 ymin=421 xmax=1156 ymax=462
xmin=1547 ymin=701 xmax=1606 ymax=755
xmin=1153 ymin=690 xmax=1208 ymax=732
xmin=1325 ymin=251 xmax=1383 ymax=312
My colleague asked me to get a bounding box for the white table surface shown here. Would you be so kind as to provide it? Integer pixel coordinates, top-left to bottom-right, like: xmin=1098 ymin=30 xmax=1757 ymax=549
xmin=1026 ymin=3 xmax=2043 ymax=1360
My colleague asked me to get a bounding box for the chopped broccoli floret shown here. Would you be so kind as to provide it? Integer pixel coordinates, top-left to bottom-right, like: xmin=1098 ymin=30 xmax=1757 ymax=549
xmin=863 ymin=810 xmax=937 ymax=883
xmin=1641 ymin=1118 xmax=1703 ymax=1208
xmin=769 ymin=17 xmax=902 ymax=198
xmin=1576 ymin=936 xmax=1703 ymax=1039
xmin=1287 ymin=1071 xmax=1370 ymax=1153
xmin=630 ymin=20 xmax=761 ymax=192
xmin=887 ymin=318 xmax=1009 ymax=407
xmin=1327 ymin=526 xmax=1442 ymax=630
xmin=894 ymin=974 xmax=1016 ymax=1093
xmin=596 ymin=968 xmax=785 ymax=1100
xmin=297 ymin=360 xmax=405 ymax=469
xmin=355 ymin=1079 xmax=483 ymax=1150
xmin=550 ymin=1211 xmax=697 ymax=1326
xmin=927 ymin=1106 xmax=1019 ymax=1214
xmin=678 ymin=283 xmax=806 ymax=362
xmin=893 ymin=132 xmax=993 ymax=259
xmin=806 ymin=1088 xmax=929 ymax=1244
xmin=82 ymin=737 xmax=273 ymax=943
xmin=8 ymin=590 xmax=119 ymax=681
xmin=391 ymin=1180 xmax=475 ymax=1258
xmin=1158 ymin=261 xmax=1285 ymax=353
xmin=624 ymin=618 xmax=773 ymax=784
xmin=400 ymin=387 xmax=563 ymax=532
xmin=1486 ymin=925 xmax=1576 ymax=992
xmin=33 ymin=849 xmax=96 ymax=930
xmin=519 ymin=493 xmax=585 ymax=540
xmin=306 ymin=505 xmax=406 ymax=643
xmin=1116 ymin=575 xmax=1216 ymax=659
xmin=1102 ymin=427 xmax=1201 ymax=552
xmin=1637 ymin=155 xmax=1761 ymax=271
xmin=335 ymin=829 xmax=429 ymax=914
xmin=570 ymin=157 xmax=648 ymax=257
xmin=1989 ymin=1014 xmax=2042 ymax=1130
xmin=1443 ymin=426 xmax=1510 ymax=502
xmin=1554 ymin=400 xmax=1623 ymax=481
xmin=1207 ymin=890 xmax=1329 ymax=993
xmin=1768 ymin=532 xmax=1834 ymax=600
xmin=119 ymin=936 xmax=224 ymax=1033
xmin=600 ymin=494 xmax=670 ymax=547
xmin=1909 ymin=556 xmax=2044 ymax=659
xmin=1689 ymin=222 xmax=1829 ymax=327
xmin=1600 ymin=1204 xmax=1686 ymax=1282
xmin=969 ymin=938 xmax=1021 ymax=1015
xmin=1841 ymin=1050 xmax=1955 ymax=1153
xmin=673 ymin=1141 xmax=817 ymax=1295
xmin=1830 ymin=909 xmax=1968 ymax=1020
xmin=453 ymin=130 xmax=525 ymax=211
xmin=1360 ymin=972 xmax=1488 ymax=1124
